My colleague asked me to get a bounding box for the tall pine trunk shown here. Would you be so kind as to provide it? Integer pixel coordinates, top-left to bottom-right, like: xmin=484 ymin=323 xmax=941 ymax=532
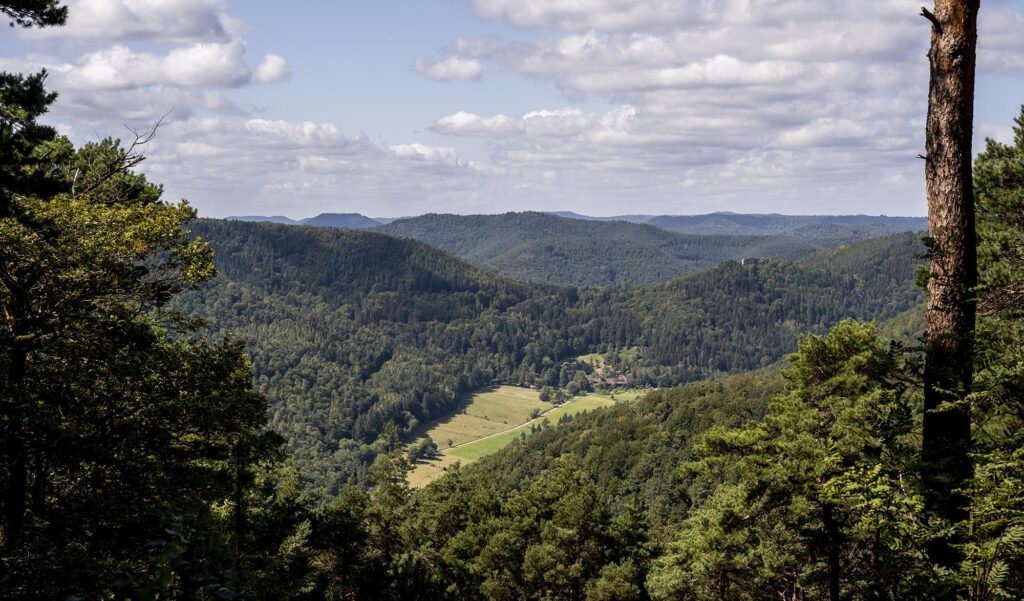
xmin=920 ymin=0 xmax=979 ymax=570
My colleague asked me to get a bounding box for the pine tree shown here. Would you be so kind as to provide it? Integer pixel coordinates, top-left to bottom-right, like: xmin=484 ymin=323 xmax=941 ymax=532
xmin=919 ymin=1 xmax=981 ymax=573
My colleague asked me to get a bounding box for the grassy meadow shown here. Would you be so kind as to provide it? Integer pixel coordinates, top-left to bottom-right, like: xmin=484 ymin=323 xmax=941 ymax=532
xmin=407 ymin=386 xmax=649 ymax=487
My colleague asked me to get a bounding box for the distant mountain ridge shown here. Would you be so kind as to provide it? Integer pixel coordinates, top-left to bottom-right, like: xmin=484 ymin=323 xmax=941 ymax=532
xmin=644 ymin=213 xmax=927 ymax=236
xmin=224 ymin=210 xmax=926 ymax=287
xmin=226 ymin=212 xmax=383 ymax=229
xmin=375 ymin=211 xmax=924 ymax=287
xmin=545 ymin=211 xmax=654 ymax=224
xmin=225 ymin=211 xmax=926 ymax=237
xmin=227 ymin=215 xmax=301 ymax=225
xmin=546 ymin=211 xmax=927 ymax=236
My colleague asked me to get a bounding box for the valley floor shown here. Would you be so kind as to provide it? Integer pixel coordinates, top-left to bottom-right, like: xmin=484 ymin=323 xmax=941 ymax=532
xmin=407 ymin=386 xmax=647 ymax=487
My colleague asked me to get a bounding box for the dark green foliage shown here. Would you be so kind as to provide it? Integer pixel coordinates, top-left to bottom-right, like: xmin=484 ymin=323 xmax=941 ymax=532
xmin=649 ymin=322 xmax=929 ymax=600
xmin=177 ymin=221 xmax=922 ymax=490
xmin=468 ymin=371 xmax=782 ymax=525
xmin=959 ymin=106 xmax=1024 ymax=599
xmin=379 ymin=458 xmax=653 ymax=601
xmin=1 ymin=0 xmax=66 ymax=28
xmin=0 ymin=67 xmax=306 ymax=598
xmin=377 ymin=212 xmax=855 ymax=287
xmin=646 ymin=213 xmax=926 ymax=237
xmin=0 ymin=71 xmax=64 ymax=211
xmin=974 ymin=107 xmax=1024 ymax=319
xmin=0 ymin=2 xmax=66 ymax=209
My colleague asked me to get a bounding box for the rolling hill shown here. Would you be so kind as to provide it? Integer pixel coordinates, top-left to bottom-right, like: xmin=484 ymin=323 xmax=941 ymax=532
xmin=645 ymin=212 xmax=927 ymax=237
xmin=226 ymin=212 xmax=382 ymax=229
xmin=375 ymin=212 xmax=832 ymax=287
xmin=177 ymin=219 xmax=924 ymax=490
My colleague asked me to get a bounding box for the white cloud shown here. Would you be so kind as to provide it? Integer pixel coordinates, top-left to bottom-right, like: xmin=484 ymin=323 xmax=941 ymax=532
xmin=405 ymin=0 xmax=981 ymax=214
xmin=5 ymin=0 xmax=290 ymax=128
xmin=134 ymin=117 xmax=503 ymax=216
xmin=244 ymin=119 xmax=341 ymax=144
xmin=10 ymin=0 xmax=1024 ymax=216
xmin=163 ymin=40 xmax=252 ymax=87
xmin=434 ymin=111 xmax=521 ymax=136
xmin=390 ymin=143 xmax=462 ymax=164
xmin=25 ymin=0 xmax=231 ymax=42
xmin=778 ymin=118 xmax=883 ymax=149
xmin=473 ymin=0 xmax=688 ymax=31
xmin=64 ymin=40 xmax=263 ymax=90
xmin=254 ymin=54 xmax=291 ymax=84
xmin=415 ymin=56 xmax=485 ymax=81
xmin=979 ymin=8 xmax=1024 ymax=74
xmin=434 ymin=107 xmax=605 ymax=138
xmin=977 ymin=122 xmax=1016 ymax=148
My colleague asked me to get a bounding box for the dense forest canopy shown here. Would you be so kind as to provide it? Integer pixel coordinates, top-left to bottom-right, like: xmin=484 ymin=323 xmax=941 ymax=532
xmin=375 ymin=211 xmax=924 ymax=287
xmin=3 ymin=1 xmax=1024 ymax=599
xmin=176 ymin=220 xmax=923 ymax=490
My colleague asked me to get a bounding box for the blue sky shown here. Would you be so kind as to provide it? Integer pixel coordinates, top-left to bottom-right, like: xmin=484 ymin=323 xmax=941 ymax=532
xmin=3 ymin=0 xmax=1024 ymax=218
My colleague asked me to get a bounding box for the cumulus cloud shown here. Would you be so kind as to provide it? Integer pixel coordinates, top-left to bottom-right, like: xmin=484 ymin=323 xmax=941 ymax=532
xmin=6 ymin=0 xmax=290 ymax=123
xmin=979 ymin=7 xmax=1024 ymax=74
xmin=409 ymin=0 xmax=1018 ymax=214
xmin=24 ymin=0 xmax=231 ymax=42
xmin=10 ymin=0 xmax=1024 ymax=216
xmin=62 ymin=41 xmax=286 ymax=90
xmin=473 ymin=0 xmax=688 ymax=31
xmin=415 ymin=56 xmax=485 ymax=81
xmin=254 ymin=54 xmax=291 ymax=84
xmin=434 ymin=111 xmax=522 ymax=136
xmin=434 ymin=107 xmax=607 ymax=138
xmin=138 ymin=116 xmax=503 ymax=216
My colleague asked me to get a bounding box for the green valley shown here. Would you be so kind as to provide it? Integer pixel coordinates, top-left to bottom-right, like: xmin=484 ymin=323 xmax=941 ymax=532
xmin=406 ymin=386 xmax=634 ymax=487
xmin=375 ymin=211 xmax=920 ymax=287
xmin=8 ymin=2 xmax=1023 ymax=598
xmin=172 ymin=219 xmax=923 ymax=492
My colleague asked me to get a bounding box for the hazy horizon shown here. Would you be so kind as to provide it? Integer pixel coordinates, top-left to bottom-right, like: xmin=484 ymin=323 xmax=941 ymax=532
xmin=222 ymin=209 xmax=930 ymax=221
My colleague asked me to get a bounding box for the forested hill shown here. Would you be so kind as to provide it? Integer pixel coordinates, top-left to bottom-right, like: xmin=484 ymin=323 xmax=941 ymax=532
xmin=645 ymin=212 xmax=927 ymax=236
xmin=375 ymin=212 xmax=831 ymax=287
xmin=178 ymin=219 xmax=923 ymax=491
xmin=226 ymin=212 xmax=382 ymax=229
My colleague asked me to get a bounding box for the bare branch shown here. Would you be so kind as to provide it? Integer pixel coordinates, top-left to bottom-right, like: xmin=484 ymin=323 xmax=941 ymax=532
xmin=920 ymin=7 xmax=943 ymax=35
xmin=75 ymin=110 xmax=171 ymax=199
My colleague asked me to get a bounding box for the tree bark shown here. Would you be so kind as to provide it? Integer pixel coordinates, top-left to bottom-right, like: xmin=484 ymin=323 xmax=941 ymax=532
xmin=822 ymin=504 xmax=841 ymax=601
xmin=3 ymin=346 xmax=28 ymax=543
xmin=920 ymin=0 xmax=979 ymax=570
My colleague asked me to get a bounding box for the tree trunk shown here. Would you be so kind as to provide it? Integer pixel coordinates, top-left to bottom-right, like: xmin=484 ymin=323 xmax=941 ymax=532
xmin=3 ymin=347 xmax=28 ymax=543
xmin=822 ymin=504 xmax=841 ymax=601
xmin=920 ymin=0 xmax=979 ymax=570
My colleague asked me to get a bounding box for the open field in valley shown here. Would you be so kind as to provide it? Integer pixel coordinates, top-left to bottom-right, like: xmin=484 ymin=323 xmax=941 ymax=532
xmin=407 ymin=386 xmax=650 ymax=487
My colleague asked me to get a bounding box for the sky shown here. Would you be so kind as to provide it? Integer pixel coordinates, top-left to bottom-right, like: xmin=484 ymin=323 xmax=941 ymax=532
xmin=3 ymin=0 xmax=1024 ymax=218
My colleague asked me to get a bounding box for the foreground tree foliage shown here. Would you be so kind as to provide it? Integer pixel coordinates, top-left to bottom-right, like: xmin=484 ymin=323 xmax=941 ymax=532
xmin=0 ymin=52 xmax=305 ymax=599
xmin=648 ymin=322 xmax=930 ymax=600
xmin=636 ymin=108 xmax=1024 ymax=601
xmin=0 ymin=0 xmax=65 ymax=28
xmin=960 ymin=106 xmax=1024 ymax=599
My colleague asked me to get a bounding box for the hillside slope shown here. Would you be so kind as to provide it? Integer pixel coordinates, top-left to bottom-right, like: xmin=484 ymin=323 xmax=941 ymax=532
xmin=646 ymin=212 xmax=926 ymax=237
xmin=226 ymin=212 xmax=382 ymax=229
xmin=177 ymin=220 xmax=923 ymax=490
xmin=376 ymin=212 xmax=823 ymax=287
